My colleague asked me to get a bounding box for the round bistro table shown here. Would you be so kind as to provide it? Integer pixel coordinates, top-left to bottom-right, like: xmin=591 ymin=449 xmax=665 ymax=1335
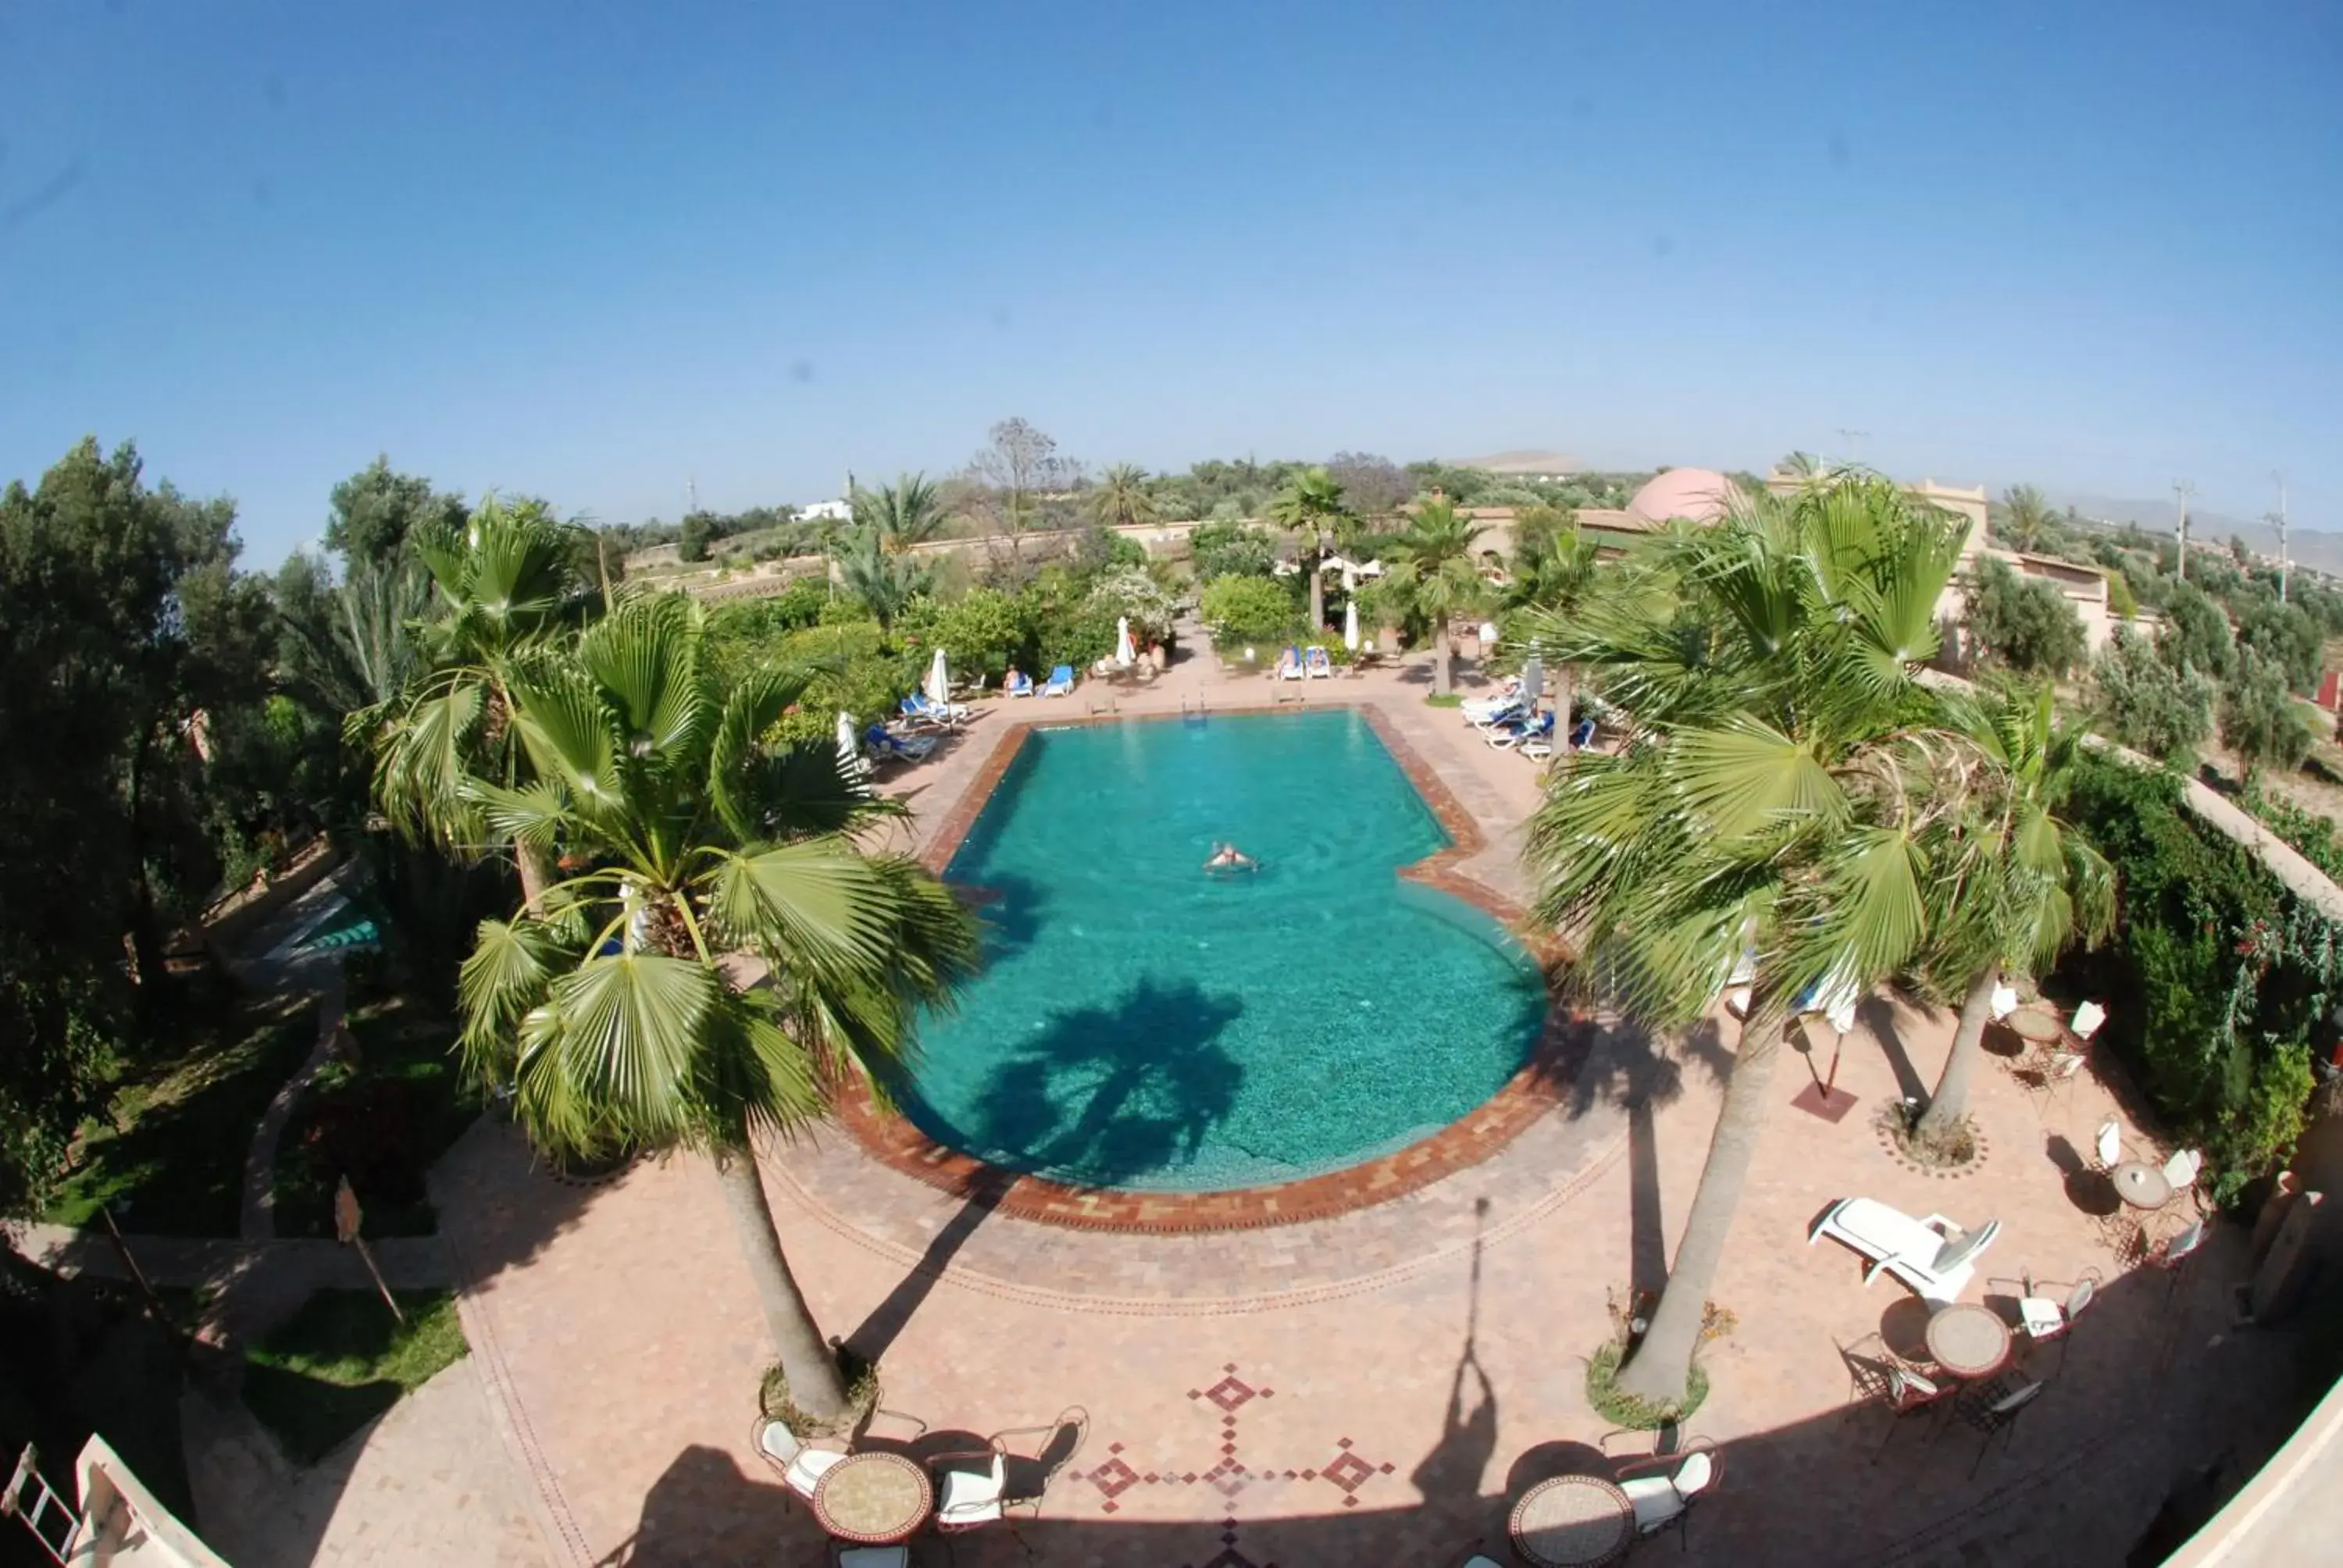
xmin=811 ymin=1451 xmax=933 ymax=1545
xmin=1510 ymin=1473 xmax=1635 ymax=1567
xmin=1925 ymin=1302 xmax=2014 ymax=1380
xmin=2110 ymin=1161 xmax=2174 ymax=1210
xmin=2003 ymin=1005 xmax=2067 ymax=1045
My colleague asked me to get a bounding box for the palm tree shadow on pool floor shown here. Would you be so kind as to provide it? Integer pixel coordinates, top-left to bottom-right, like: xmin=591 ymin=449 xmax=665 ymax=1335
xmin=963 ymin=973 xmax=1247 ymax=1190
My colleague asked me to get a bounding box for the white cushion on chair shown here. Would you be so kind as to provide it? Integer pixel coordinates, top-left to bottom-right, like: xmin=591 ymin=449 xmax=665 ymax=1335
xmin=757 ymin=1420 xmax=800 ymax=1466
xmin=1619 ymin=1474 xmax=1685 ymax=1531
xmin=2095 ymin=1120 xmax=2123 ymax=1170
xmin=2070 ymin=1001 xmax=2106 ymax=1039
xmin=1671 ymin=1450 xmax=1714 ymax=1497
xmin=2018 ymin=1296 xmax=2064 ymax=1338
xmin=785 ymin=1446 xmax=846 ymax=1499
xmin=2163 ymin=1148 xmax=2202 ymax=1191
xmin=1991 ymin=982 xmax=2019 ymax=1019
xmin=938 ymin=1452 xmax=1006 ymax=1523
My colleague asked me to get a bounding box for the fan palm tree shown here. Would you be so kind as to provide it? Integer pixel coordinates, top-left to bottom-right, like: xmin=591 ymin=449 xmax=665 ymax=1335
xmin=1524 ymin=475 xmax=1974 ymax=1405
xmin=1505 ymin=521 xmax=1606 ymax=728
xmin=1997 ymin=484 xmax=2054 ymax=554
xmin=1910 ymin=682 xmax=2115 ymax=1142
xmin=854 ymin=473 xmax=948 ymax=555
xmin=835 ymin=527 xmax=929 ymax=632
xmin=1089 ymin=463 xmax=1159 ymax=529
xmin=368 ymin=495 xmax=591 ymax=910
xmin=456 ymin=593 xmax=979 ymax=1418
xmin=1387 ymin=499 xmax=1490 ymax=696
xmin=1268 ymin=467 xmax=1355 ymax=633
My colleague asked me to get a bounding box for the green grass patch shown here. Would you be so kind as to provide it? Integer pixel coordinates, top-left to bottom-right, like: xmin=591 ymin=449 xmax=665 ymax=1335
xmin=241 ymin=1289 xmax=466 ymax=1465
xmin=1585 ymin=1340 xmax=1710 ymax=1430
xmin=1423 ymin=692 xmax=1463 ymax=708
xmin=273 ymin=995 xmax=483 ymax=1238
xmin=45 ymin=998 xmax=316 ymax=1235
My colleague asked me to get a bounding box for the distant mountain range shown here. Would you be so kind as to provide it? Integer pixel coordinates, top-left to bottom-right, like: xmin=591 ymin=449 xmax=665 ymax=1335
xmin=2047 ymin=492 xmax=2341 ymax=577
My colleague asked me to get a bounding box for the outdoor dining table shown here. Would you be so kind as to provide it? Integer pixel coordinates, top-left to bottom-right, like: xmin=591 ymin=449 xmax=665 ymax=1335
xmin=1924 ymin=1301 xmax=2013 ymax=1381
xmin=811 ymin=1451 xmax=933 ymax=1545
xmin=1510 ymin=1473 xmax=1635 ymax=1567
xmin=2002 ymin=1005 xmax=2067 ymax=1046
xmin=2110 ymin=1160 xmax=2174 ymax=1210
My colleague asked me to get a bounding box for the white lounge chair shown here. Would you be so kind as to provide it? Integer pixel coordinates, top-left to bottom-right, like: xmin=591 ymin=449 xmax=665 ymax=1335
xmin=1459 ymin=685 xmax=1522 ymax=725
xmin=754 ymin=1418 xmax=847 ymax=1501
xmin=1808 ymin=1198 xmax=1999 ymax=1305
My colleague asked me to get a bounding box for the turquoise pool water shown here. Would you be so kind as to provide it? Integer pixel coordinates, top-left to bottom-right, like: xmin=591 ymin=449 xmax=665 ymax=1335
xmin=902 ymin=709 xmax=1548 ymax=1192
xmin=292 ymin=898 xmax=380 ymax=956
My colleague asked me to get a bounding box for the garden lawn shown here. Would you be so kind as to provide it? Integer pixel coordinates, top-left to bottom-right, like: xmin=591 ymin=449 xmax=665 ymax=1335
xmin=241 ymin=1289 xmax=468 ymax=1465
xmin=273 ymin=993 xmax=483 ymax=1238
xmin=44 ymin=996 xmax=316 ymax=1235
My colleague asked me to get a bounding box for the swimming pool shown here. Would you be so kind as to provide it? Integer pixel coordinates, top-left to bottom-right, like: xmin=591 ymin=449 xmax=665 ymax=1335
xmin=900 ymin=709 xmax=1549 ymax=1192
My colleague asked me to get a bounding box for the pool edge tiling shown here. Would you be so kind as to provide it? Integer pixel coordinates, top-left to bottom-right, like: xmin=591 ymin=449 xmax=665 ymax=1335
xmin=843 ymin=700 xmax=1577 ymax=1234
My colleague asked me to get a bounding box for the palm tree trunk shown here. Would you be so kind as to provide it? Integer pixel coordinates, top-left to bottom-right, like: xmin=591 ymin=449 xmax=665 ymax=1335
xmin=1307 ymin=545 xmax=1325 ymax=633
xmin=1914 ymin=968 xmax=1999 ymax=1141
xmin=515 ymin=840 xmax=555 ymax=917
xmin=1614 ymin=1013 xmax=1783 ymax=1403
xmin=711 ymin=1133 xmax=848 ymax=1420
xmin=1435 ymin=619 xmax=1454 ymax=696
xmin=1554 ymin=663 xmax=1576 ymax=732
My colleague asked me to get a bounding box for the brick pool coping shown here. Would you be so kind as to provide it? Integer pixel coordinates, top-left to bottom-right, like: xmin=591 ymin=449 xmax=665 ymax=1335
xmin=833 ymin=698 xmax=1580 ymax=1234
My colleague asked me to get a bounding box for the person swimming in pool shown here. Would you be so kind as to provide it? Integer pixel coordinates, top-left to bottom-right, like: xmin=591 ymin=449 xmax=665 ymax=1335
xmin=1204 ymin=842 xmax=1258 ymax=871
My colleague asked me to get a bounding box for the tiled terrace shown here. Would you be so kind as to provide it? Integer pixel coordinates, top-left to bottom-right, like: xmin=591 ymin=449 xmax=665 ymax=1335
xmin=274 ymin=651 xmax=2306 ymax=1566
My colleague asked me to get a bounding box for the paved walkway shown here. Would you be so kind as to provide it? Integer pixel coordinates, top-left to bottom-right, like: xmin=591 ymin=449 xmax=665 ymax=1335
xmin=241 ymin=980 xmax=348 ymax=1242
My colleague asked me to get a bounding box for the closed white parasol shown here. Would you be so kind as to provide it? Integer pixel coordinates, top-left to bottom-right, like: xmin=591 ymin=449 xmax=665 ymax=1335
xmin=925 ymin=648 xmax=951 ymax=707
xmin=836 ymin=711 xmax=865 ymax=779
xmin=1343 ymin=598 xmax=1361 ymax=652
xmin=1115 ymin=616 xmax=1136 ymax=667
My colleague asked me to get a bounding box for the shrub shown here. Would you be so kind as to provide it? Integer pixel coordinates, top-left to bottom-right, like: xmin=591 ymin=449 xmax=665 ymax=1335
xmin=2061 ymin=752 xmax=2329 ymax=1202
xmin=1199 ymin=574 xmax=1296 ymax=644
xmin=2157 ymin=580 xmax=2236 ymax=681
xmin=2237 ymin=599 xmax=2323 ymax=693
xmin=930 ymin=587 xmax=1032 ymax=680
xmin=2092 ymin=627 xmax=2213 ymax=764
xmin=1189 ymin=521 xmax=1279 ymax=581
xmin=1084 ymin=567 xmax=1179 ymax=647
xmin=1964 ymin=558 xmax=2086 ymax=676
xmin=2220 ymin=651 xmax=2313 ymax=782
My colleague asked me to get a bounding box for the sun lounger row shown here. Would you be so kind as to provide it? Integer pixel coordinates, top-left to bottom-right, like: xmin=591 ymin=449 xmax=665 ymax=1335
xmin=1272 ymin=645 xmax=1336 ymax=680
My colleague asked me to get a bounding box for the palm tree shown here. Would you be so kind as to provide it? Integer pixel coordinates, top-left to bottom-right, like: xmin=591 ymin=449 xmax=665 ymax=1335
xmin=369 ymin=495 xmax=591 ymax=911
xmin=1505 ymin=521 xmax=1606 ymax=729
xmin=1524 ymin=475 xmax=1974 ymax=1404
xmin=854 ymin=473 xmax=948 ymax=555
xmin=1998 ymin=484 xmax=2054 ymax=554
xmin=1268 ymin=467 xmax=1355 ymax=633
xmin=1388 ymin=499 xmax=1490 ymax=696
xmin=1089 ymin=463 xmax=1159 ymax=529
xmin=835 ymin=527 xmax=929 ymax=632
xmin=1911 ymin=682 xmax=2114 ymax=1142
xmin=456 ymin=593 xmax=980 ymax=1418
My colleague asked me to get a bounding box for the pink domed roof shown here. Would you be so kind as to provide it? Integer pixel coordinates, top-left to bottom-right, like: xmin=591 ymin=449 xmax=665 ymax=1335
xmin=1626 ymin=468 xmax=1736 ymax=526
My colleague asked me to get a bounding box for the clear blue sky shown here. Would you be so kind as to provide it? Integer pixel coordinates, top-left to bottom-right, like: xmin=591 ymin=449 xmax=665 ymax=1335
xmin=4 ymin=2 xmax=2338 ymax=564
